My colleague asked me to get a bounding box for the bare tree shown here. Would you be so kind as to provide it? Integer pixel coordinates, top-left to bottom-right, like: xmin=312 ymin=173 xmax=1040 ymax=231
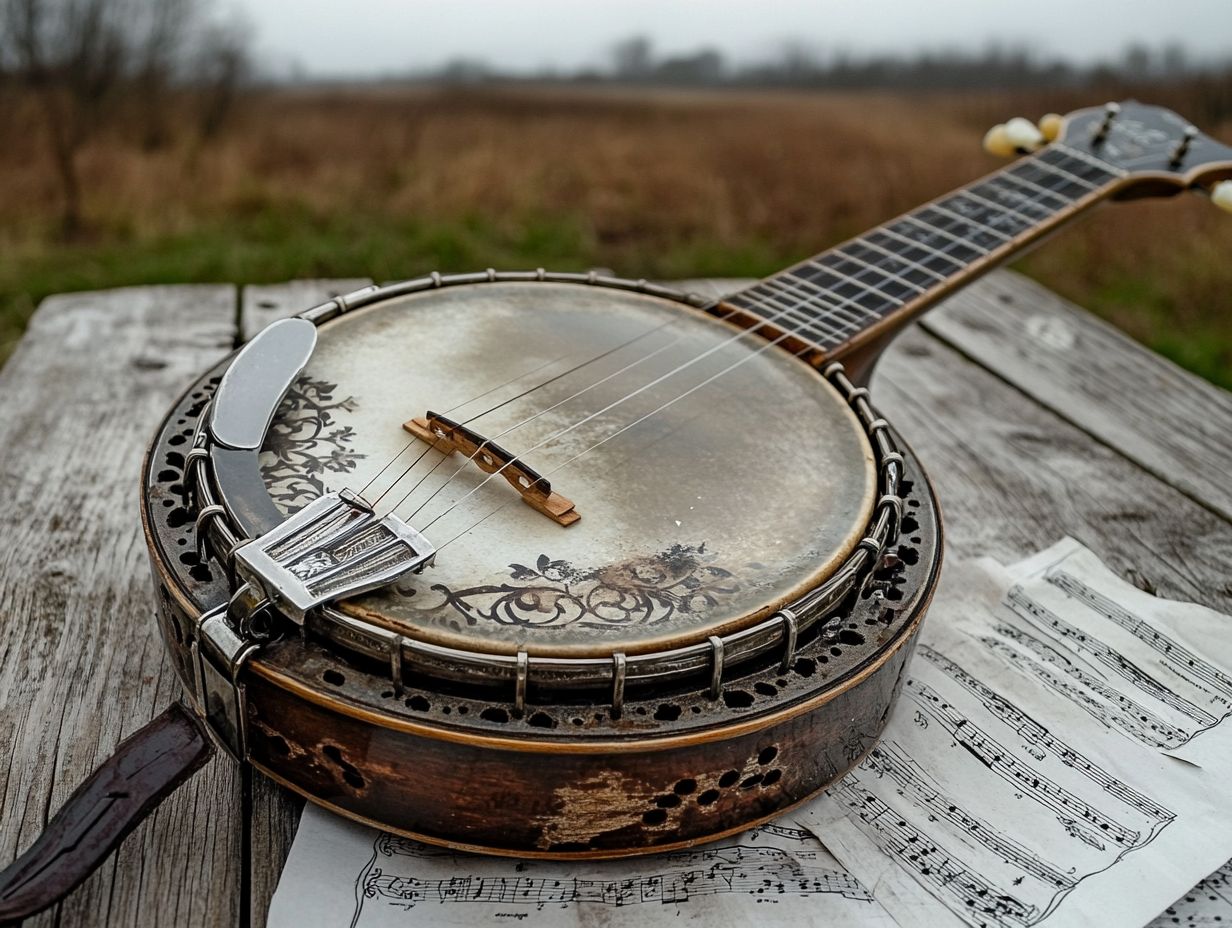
xmin=0 ymin=0 xmax=248 ymax=236
xmin=611 ymin=35 xmax=653 ymax=81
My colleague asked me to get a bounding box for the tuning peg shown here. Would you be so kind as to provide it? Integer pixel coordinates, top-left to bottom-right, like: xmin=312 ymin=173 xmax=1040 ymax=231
xmin=983 ymin=123 xmax=1016 ymax=158
xmin=1212 ymin=180 xmax=1232 ymax=214
xmin=1093 ymin=102 xmax=1120 ymax=143
xmin=984 ymin=117 xmax=1045 ymax=157
xmin=1170 ymin=125 xmax=1199 ymax=166
xmin=1038 ymin=113 xmax=1063 ymax=142
xmin=1005 ymin=117 xmax=1045 ymax=152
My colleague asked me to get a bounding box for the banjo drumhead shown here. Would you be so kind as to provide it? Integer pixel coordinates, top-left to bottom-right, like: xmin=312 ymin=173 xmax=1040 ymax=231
xmin=258 ymin=282 xmax=875 ymax=656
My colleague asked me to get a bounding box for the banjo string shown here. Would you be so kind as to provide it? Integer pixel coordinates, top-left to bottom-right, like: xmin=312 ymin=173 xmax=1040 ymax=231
xmin=358 ymin=351 xmax=572 ymax=496
xmin=368 ymin=310 xmax=687 ymax=506
xmin=396 ymin=289 xmax=819 ymax=523
xmin=418 ymin=217 xmax=1002 ymax=542
xmin=388 ymin=333 xmax=687 ymax=516
xmin=409 ymin=281 xmax=867 ymax=530
xmin=430 ymin=313 xmax=823 ymax=549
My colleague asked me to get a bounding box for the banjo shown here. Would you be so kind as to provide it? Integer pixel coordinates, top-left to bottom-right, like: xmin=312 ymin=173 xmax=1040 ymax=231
xmin=2 ymin=100 xmax=1230 ymax=919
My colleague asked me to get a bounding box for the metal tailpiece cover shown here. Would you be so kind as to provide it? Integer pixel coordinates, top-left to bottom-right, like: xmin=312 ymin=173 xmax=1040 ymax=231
xmin=209 ymin=317 xmax=317 ymax=451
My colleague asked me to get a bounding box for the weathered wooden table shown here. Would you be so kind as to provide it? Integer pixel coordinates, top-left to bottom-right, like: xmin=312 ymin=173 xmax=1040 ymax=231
xmin=0 ymin=272 xmax=1228 ymax=927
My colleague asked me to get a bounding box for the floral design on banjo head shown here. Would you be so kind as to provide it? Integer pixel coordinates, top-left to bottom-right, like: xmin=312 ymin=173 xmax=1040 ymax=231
xmin=259 ymin=377 xmax=365 ymax=507
xmin=428 ymin=543 xmax=741 ymax=631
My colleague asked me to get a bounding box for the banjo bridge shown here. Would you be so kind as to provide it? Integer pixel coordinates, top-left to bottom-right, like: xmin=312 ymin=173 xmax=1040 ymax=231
xmin=404 ymin=412 xmax=580 ymax=527
xmin=233 ymin=489 xmax=436 ymax=623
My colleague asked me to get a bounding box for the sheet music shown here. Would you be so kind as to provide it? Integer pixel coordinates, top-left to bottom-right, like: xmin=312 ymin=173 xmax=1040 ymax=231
xmin=799 ymin=538 xmax=1232 ymax=928
xmin=268 ymin=803 xmax=899 ymax=927
xmin=269 ymin=538 xmax=1232 ymax=928
xmin=1149 ymin=859 xmax=1232 ymax=927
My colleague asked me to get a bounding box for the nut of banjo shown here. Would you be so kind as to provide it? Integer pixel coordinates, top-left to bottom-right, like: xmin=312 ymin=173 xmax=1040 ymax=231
xmin=233 ymin=489 xmax=435 ymax=623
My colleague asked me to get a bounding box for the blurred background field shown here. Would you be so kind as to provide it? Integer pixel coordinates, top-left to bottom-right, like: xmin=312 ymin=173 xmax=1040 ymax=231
xmin=2 ymin=2 xmax=1230 ymax=387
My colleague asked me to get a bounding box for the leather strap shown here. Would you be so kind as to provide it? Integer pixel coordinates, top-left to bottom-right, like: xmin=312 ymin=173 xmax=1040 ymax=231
xmin=0 ymin=702 xmax=215 ymax=923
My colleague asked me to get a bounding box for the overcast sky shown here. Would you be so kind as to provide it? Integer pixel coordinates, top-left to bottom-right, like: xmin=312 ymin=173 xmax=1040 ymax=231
xmin=233 ymin=0 xmax=1232 ymax=78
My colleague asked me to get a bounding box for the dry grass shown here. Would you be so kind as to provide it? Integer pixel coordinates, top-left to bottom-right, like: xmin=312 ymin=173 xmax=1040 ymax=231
xmin=1 ymin=83 xmax=1229 ymax=385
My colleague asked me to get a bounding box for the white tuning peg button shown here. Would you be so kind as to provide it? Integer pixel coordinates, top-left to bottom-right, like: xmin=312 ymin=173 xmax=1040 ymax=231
xmin=1005 ymin=117 xmax=1045 ymax=151
xmin=1212 ymin=180 xmax=1232 ymax=214
xmin=983 ymin=124 xmax=1016 ymax=158
xmin=1038 ymin=113 xmax=1063 ymax=142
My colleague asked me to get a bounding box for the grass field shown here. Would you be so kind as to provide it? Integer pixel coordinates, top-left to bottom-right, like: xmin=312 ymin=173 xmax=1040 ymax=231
xmin=1 ymin=84 xmax=1229 ymax=386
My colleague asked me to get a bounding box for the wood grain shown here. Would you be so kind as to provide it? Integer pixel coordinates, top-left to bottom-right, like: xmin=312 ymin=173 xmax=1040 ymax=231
xmin=239 ymin=281 xmax=365 ymax=928
xmin=919 ymin=270 xmax=1232 ymax=523
xmin=0 ymin=285 xmax=242 ymax=927
xmin=239 ymin=279 xmax=372 ymax=342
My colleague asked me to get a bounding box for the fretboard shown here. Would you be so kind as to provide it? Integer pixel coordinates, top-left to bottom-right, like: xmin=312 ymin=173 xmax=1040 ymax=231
xmin=721 ymin=143 xmax=1126 ymax=360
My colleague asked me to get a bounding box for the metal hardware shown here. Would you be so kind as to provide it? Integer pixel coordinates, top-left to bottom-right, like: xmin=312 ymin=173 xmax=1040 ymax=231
xmin=708 ymin=636 xmax=725 ymax=699
xmin=514 ymin=650 xmax=529 ymax=714
xmin=190 ymin=602 xmax=259 ymax=759
xmin=233 ymin=490 xmax=436 ymax=623
xmin=1094 ymin=102 xmax=1120 ymax=143
xmin=1171 ymin=125 xmax=1199 ymax=166
xmin=778 ymin=609 xmax=799 ymax=673
xmin=185 ymin=278 xmax=905 ymax=703
xmin=611 ymin=652 xmax=627 ymax=717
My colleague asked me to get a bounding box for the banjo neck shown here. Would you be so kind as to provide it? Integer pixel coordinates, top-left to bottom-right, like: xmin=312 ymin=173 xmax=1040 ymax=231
xmin=718 ymin=142 xmax=1127 ymax=365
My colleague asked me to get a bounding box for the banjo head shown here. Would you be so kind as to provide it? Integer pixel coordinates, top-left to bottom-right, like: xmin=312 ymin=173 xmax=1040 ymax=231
xmin=258 ymin=281 xmax=877 ymax=658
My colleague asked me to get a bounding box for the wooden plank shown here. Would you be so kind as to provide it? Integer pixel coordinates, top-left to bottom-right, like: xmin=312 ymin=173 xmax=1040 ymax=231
xmin=878 ymin=325 xmax=1232 ymax=613
xmin=0 ymin=286 xmax=243 ymax=927
xmin=240 ymin=281 xmax=367 ymax=927
xmin=240 ymin=279 xmax=372 ymax=341
xmin=920 ymin=270 xmax=1232 ymax=523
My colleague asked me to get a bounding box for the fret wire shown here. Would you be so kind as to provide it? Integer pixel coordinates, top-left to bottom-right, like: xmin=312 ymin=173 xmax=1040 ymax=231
xmin=971 ymin=178 xmax=1058 ymax=218
xmin=1028 ymin=157 xmax=1099 ymax=190
xmin=759 ymin=276 xmax=870 ymax=334
xmin=1037 ymin=148 xmax=1117 ymax=185
xmin=765 ymin=274 xmax=872 ymax=329
xmin=955 ymin=189 xmax=1040 ymax=227
xmin=900 ymin=215 xmax=991 ymax=255
xmin=925 ymin=203 xmax=1014 ymax=242
xmin=871 ymin=227 xmax=966 ymax=273
xmin=832 ymin=246 xmax=929 ymax=295
xmin=729 ymin=149 xmax=1117 ymax=355
xmin=732 ymin=287 xmax=846 ymax=347
xmin=728 ymin=275 xmax=867 ymax=349
xmin=747 ymin=270 xmax=882 ymax=343
xmin=743 ymin=281 xmax=855 ymax=341
xmin=855 ymin=236 xmax=950 ymax=284
xmin=771 ymin=269 xmax=890 ymax=334
xmin=804 ymin=259 xmax=907 ymax=306
xmin=782 ymin=262 xmax=902 ymax=319
xmin=998 ymin=170 xmax=1072 ymax=207
xmin=1051 ymin=142 xmax=1127 ymax=178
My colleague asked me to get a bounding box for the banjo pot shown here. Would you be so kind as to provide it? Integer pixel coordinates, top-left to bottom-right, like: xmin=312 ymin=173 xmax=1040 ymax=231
xmin=3 ymin=100 xmax=1229 ymax=918
xmin=144 ymin=271 xmax=941 ymax=857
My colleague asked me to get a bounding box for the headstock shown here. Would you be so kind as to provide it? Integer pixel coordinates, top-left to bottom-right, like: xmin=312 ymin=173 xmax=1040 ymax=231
xmin=984 ymin=100 xmax=1232 ymax=208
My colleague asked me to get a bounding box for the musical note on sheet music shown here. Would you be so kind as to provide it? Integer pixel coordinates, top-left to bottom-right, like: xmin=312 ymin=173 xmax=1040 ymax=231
xmin=800 ymin=540 xmax=1232 ymax=928
xmin=269 ymin=805 xmax=899 ymax=927
xmin=269 ymin=540 xmax=1232 ymax=928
